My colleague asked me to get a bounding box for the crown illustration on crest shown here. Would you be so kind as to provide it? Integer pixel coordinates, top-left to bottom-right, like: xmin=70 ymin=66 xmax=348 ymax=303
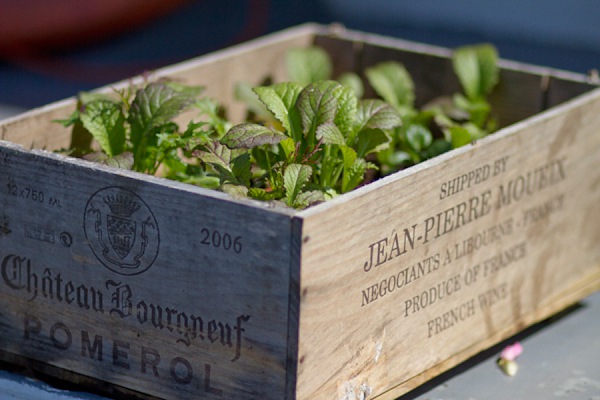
xmin=103 ymin=194 xmax=141 ymax=217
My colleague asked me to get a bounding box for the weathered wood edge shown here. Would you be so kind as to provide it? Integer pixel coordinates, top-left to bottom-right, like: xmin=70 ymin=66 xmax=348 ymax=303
xmin=0 ymin=137 xmax=298 ymax=398
xmin=376 ymin=268 xmax=600 ymax=399
xmin=0 ymin=139 xmax=296 ymax=219
xmin=329 ymin=26 xmax=597 ymax=84
xmin=285 ymin=217 xmax=303 ymax=399
xmin=298 ymin=85 xmax=600 ymax=219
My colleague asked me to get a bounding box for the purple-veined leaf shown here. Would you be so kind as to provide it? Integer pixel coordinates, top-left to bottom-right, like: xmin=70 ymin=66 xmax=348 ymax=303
xmin=296 ymin=81 xmax=342 ymax=136
xmin=315 ymin=122 xmax=346 ymax=146
xmin=193 ymin=141 xmax=245 ymax=171
xmin=333 ymin=84 xmax=358 ymax=135
xmin=283 ymin=163 xmax=312 ymax=207
xmin=221 ymin=123 xmax=287 ymax=149
xmin=253 ymin=82 xmax=303 ymax=134
xmin=295 ymin=190 xmax=326 ymax=209
xmin=128 ymin=82 xmax=196 ymax=146
xmin=83 ymin=151 xmax=134 ymax=170
xmin=355 ymin=99 xmax=403 ymax=132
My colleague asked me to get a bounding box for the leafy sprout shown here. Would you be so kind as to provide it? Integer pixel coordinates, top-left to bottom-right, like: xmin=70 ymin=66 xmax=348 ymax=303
xmin=56 ymin=42 xmax=500 ymax=209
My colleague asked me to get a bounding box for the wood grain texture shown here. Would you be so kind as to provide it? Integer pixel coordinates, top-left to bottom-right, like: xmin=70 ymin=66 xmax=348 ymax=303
xmin=0 ymin=143 xmax=296 ymax=399
xmin=295 ymin=87 xmax=600 ymax=399
xmin=1 ymin=24 xmax=600 ymax=400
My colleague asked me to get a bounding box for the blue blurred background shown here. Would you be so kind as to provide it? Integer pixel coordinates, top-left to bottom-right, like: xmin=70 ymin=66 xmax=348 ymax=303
xmin=1 ymin=0 xmax=599 ymax=110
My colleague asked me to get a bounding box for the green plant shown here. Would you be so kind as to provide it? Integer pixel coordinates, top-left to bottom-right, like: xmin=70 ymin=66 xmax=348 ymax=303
xmin=56 ymin=80 xmax=222 ymax=188
xmin=365 ymin=44 xmax=500 ymax=175
xmin=196 ymin=80 xmax=402 ymax=208
xmin=56 ymin=42 xmax=499 ymax=210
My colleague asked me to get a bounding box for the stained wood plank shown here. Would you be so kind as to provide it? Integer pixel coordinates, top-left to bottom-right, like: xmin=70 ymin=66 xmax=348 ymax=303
xmin=0 ymin=144 xmax=295 ymax=399
xmin=295 ymin=87 xmax=600 ymax=399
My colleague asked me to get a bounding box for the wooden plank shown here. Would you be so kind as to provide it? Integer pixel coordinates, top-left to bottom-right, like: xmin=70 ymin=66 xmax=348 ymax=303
xmin=546 ymin=75 xmax=598 ymax=109
xmin=0 ymin=144 xmax=295 ymax=399
xmin=295 ymin=86 xmax=600 ymax=399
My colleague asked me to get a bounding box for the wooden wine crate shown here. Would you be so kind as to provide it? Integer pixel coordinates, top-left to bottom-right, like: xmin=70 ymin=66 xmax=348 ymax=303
xmin=1 ymin=23 xmax=600 ymax=399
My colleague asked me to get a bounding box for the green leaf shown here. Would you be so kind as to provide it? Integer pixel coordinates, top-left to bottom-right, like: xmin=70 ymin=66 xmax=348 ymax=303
xmin=462 ymin=122 xmax=488 ymax=141
xmin=426 ymin=139 xmax=452 ymax=159
xmin=253 ymin=82 xmax=303 ymax=134
xmin=164 ymin=82 xmax=205 ymax=98
xmin=475 ymin=44 xmax=499 ymax=96
xmin=194 ymin=140 xmax=245 ymax=171
xmin=83 ymin=151 xmax=134 ymax=169
xmin=296 ymin=81 xmax=342 ymax=136
xmin=279 ymin=137 xmax=296 ymax=160
xmin=79 ymin=100 xmax=125 ymax=156
xmin=423 ymin=96 xmax=470 ymax=121
xmin=220 ymin=184 xmax=249 ymax=199
xmin=453 ymin=93 xmax=491 ymax=128
xmin=284 ymin=164 xmax=312 ymax=207
xmin=79 ymin=91 xmax=118 ymax=105
xmin=248 ymin=188 xmax=278 ymax=201
xmin=194 ymin=97 xmax=231 ymax=137
xmin=286 ymin=46 xmax=332 ymax=86
xmin=354 ymin=99 xmax=403 ymax=134
xmin=453 ymin=46 xmax=480 ymax=101
xmin=355 ymin=128 xmax=391 ymax=158
xmin=173 ymin=172 xmax=220 ymax=189
xmin=405 ymin=124 xmax=432 ymax=153
xmin=333 ymin=84 xmax=358 ymax=136
xmin=365 ymin=61 xmax=415 ymax=108
xmin=342 ymin=157 xmax=368 ymax=193
xmin=450 ymin=126 xmax=472 ymax=148
xmin=340 ymin=146 xmax=357 ymax=191
xmin=340 ymin=146 xmax=357 ymax=170
xmin=453 ymin=44 xmax=499 ymax=100
xmin=295 ymin=190 xmax=326 ymax=209
xmin=315 ymin=122 xmax=346 ymax=146
xmin=53 ymin=109 xmax=81 ymax=127
xmin=234 ymin=81 xmax=273 ymax=121
xmin=231 ymin=153 xmax=252 ymax=186
xmin=337 ymin=72 xmax=364 ymax=99
xmin=221 ymin=123 xmax=288 ymax=148
xmin=128 ymin=82 xmax=196 ymax=147
xmin=387 ymin=150 xmax=412 ymax=166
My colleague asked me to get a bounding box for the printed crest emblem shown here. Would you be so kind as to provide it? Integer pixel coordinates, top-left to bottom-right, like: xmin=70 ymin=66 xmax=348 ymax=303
xmin=84 ymin=187 xmax=160 ymax=275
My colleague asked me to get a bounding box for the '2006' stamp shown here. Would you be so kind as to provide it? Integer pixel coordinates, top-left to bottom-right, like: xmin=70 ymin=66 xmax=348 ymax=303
xmin=84 ymin=187 xmax=160 ymax=276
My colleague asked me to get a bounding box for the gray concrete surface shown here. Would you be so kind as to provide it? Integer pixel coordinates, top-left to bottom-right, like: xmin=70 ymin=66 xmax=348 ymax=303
xmin=405 ymin=290 xmax=600 ymax=400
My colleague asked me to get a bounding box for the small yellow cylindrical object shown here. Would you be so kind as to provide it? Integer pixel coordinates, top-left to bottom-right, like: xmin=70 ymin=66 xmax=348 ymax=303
xmin=497 ymin=358 xmax=518 ymax=376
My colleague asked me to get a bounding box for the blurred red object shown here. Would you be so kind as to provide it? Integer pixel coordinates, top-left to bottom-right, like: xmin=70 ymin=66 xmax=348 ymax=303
xmin=0 ymin=0 xmax=192 ymax=56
